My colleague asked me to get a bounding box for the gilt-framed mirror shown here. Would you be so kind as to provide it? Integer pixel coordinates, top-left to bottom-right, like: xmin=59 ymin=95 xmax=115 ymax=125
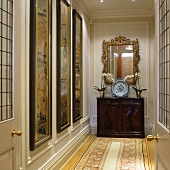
xmin=102 ymin=36 xmax=140 ymax=85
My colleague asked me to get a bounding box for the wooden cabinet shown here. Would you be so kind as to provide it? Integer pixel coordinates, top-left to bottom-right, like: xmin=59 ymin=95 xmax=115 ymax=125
xmin=97 ymin=98 xmax=144 ymax=138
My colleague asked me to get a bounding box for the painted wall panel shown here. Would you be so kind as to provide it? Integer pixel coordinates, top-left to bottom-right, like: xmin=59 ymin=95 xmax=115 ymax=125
xmin=90 ymin=20 xmax=154 ymax=136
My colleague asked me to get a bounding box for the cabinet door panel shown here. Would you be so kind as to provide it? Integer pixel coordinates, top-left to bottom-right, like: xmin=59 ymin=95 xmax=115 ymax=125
xmin=121 ymin=106 xmax=141 ymax=132
xmin=98 ymin=106 xmax=119 ymax=134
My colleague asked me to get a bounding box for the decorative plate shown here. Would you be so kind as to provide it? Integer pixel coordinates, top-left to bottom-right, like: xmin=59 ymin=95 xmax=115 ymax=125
xmin=111 ymin=79 xmax=129 ymax=97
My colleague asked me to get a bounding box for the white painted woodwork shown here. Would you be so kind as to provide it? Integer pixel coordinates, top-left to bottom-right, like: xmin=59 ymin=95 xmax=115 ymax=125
xmin=0 ymin=148 xmax=14 ymax=170
xmin=0 ymin=0 xmax=23 ymax=169
xmin=153 ymin=0 xmax=170 ymax=169
xmin=155 ymin=126 xmax=170 ymax=169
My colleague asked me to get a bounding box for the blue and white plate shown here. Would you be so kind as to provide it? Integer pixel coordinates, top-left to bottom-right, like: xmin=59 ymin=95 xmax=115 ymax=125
xmin=111 ymin=79 xmax=129 ymax=97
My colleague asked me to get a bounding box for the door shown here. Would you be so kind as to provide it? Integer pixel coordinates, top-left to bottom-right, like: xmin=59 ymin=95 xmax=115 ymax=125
xmin=148 ymin=121 xmax=170 ymax=170
xmin=148 ymin=0 xmax=170 ymax=169
xmin=156 ymin=0 xmax=170 ymax=169
xmin=155 ymin=127 xmax=170 ymax=169
xmin=0 ymin=0 xmax=23 ymax=169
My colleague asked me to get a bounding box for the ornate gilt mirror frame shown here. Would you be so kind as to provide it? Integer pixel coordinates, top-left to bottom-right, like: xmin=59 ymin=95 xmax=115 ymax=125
xmin=102 ymin=36 xmax=140 ymax=85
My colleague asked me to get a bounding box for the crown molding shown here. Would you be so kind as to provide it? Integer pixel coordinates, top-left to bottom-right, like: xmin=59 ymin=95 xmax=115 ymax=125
xmin=89 ymin=9 xmax=154 ymax=19
xmin=75 ymin=0 xmax=155 ymax=20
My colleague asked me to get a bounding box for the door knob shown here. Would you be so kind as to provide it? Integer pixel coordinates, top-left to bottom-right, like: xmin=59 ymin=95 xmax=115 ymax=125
xmin=11 ymin=129 xmax=22 ymax=136
xmin=147 ymin=134 xmax=159 ymax=142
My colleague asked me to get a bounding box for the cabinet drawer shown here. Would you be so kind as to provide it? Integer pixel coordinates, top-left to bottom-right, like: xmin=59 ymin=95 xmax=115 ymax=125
xmin=120 ymin=99 xmax=143 ymax=105
xmin=97 ymin=99 xmax=119 ymax=106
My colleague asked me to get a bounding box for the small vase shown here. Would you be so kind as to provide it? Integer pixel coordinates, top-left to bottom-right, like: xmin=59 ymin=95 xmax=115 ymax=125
xmin=99 ymin=91 xmax=105 ymax=98
xmin=136 ymin=90 xmax=142 ymax=98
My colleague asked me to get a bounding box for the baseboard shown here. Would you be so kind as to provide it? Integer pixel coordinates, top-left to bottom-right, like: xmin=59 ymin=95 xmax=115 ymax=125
xmin=145 ymin=124 xmax=153 ymax=136
xmin=41 ymin=126 xmax=91 ymax=170
xmin=90 ymin=123 xmax=97 ymax=134
xmin=62 ymin=135 xmax=96 ymax=170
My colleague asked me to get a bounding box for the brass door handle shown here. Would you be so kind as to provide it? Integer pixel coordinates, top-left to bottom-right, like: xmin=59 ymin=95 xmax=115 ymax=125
xmin=147 ymin=134 xmax=159 ymax=142
xmin=11 ymin=129 xmax=22 ymax=136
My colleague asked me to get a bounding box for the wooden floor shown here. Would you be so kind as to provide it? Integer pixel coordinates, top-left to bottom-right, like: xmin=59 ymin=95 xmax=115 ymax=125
xmin=62 ymin=135 xmax=155 ymax=170
xmin=143 ymin=138 xmax=155 ymax=170
xmin=61 ymin=135 xmax=96 ymax=170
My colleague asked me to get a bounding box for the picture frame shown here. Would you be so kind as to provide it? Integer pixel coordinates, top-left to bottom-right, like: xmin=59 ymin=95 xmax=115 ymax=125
xmin=72 ymin=9 xmax=83 ymax=123
xmin=29 ymin=0 xmax=52 ymax=151
xmin=57 ymin=0 xmax=71 ymax=132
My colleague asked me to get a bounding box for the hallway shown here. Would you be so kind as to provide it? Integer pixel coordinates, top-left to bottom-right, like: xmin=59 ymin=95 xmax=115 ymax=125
xmin=1 ymin=0 xmax=170 ymax=169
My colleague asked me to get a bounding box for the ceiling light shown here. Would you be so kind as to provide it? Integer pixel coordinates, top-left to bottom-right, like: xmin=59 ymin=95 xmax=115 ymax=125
xmin=100 ymin=0 xmax=103 ymax=2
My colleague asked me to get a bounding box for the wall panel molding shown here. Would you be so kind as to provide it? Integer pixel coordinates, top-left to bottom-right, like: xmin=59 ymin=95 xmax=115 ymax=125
xmin=40 ymin=125 xmax=91 ymax=170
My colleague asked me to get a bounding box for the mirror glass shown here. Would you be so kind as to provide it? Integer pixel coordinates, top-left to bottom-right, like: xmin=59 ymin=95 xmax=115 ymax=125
xmin=108 ymin=45 xmax=133 ymax=79
xmin=102 ymin=36 xmax=140 ymax=85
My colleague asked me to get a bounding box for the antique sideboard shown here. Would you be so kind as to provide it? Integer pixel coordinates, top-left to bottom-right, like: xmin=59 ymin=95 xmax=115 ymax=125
xmin=97 ymin=97 xmax=145 ymax=138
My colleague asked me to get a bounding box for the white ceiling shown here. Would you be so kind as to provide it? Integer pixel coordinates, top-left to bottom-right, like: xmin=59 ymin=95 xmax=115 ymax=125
xmin=76 ymin=0 xmax=154 ymax=19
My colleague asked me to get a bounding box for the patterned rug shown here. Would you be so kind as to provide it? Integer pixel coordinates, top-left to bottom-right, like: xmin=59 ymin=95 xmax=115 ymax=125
xmin=74 ymin=137 xmax=145 ymax=170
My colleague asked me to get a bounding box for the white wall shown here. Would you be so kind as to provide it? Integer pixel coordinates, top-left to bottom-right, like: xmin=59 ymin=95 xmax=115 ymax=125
xmin=21 ymin=0 xmax=91 ymax=169
xmin=90 ymin=19 xmax=154 ymax=135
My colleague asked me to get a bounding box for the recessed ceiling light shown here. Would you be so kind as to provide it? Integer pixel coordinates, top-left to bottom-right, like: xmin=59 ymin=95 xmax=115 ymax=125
xmin=132 ymin=0 xmax=135 ymax=1
xmin=100 ymin=0 xmax=103 ymax=2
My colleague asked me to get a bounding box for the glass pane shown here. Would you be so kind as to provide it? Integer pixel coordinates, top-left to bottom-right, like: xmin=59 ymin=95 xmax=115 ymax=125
xmin=8 ymin=27 xmax=12 ymax=39
xmin=2 ymin=25 xmax=7 ymax=38
xmin=167 ymin=78 xmax=169 ymax=94
xmin=160 ymin=35 xmax=163 ymax=49
xmin=2 ymin=38 xmax=7 ymax=51
xmin=2 ymin=0 xmax=8 ymax=11
xmin=0 ymin=0 xmax=13 ymax=122
xmin=2 ymin=93 xmax=6 ymax=106
xmin=8 ymin=2 xmax=13 ymax=14
xmin=2 ymin=107 xmax=7 ymax=121
xmin=159 ymin=0 xmax=169 ymax=129
xmin=7 ymin=54 xmax=12 ymax=65
xmin=7 ymin=80 xmax=12 ymax=92
xmin=167 ymin=29 xmax=169 ymax=44
xmin=8 ymin=40 xmax=12 ymax=53
xmin=7 ymin=107 xmax=12 ymax=119
xmin=2 ymin=11 xmax=7 ymax=25
xmin=2 ymin=52 xmax=7 ymax=65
